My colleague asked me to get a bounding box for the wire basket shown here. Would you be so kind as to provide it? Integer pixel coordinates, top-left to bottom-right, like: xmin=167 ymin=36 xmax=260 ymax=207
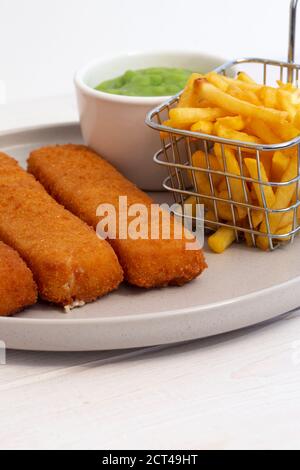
xmin=146 ymin=0 xmax=300 ymax=251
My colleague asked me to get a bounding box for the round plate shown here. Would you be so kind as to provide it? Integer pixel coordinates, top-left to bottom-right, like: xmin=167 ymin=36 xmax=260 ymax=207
xmin=0 ymin=123 xmax=299 ymax=351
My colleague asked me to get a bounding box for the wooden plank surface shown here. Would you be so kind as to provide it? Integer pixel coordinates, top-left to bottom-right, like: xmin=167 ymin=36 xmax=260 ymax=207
xmin=0 ymin=311 xmax=300 ymax=449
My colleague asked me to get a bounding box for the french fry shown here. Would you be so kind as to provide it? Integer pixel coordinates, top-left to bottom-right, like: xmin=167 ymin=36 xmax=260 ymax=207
xmin=218 ymin=177 xmax=228 ymax=192
xmin=192 ymin=166 xmax=213 ymax=199
xmin=293 ymin=109 xmax=300 ymax=129
xmin=253 ymin=152 xmax=296 ymax=226
xmin=270 ymin=120 xmax=300 ymax=142
xmin=244 ymin=230 xmax=255 ymax=247
xmin=183 ymin=196 xmax=201 ymax=219
xmin=277 ymin=89 xmax=298 ymax=121
xmin=183 ymin=196 xmax=221 ymax=232
xmin=205 ymin=209 xmax=218 ymax=230
xmin=256 ymin=153 xmax=298 ymax=250
xmin=184 ymin=195 xmax=196 ymax=206
xmin=178 ymin=73 xmax=204 ymax=107
xmin=183 ymin=194 xmax=213 ymax=217
xmin=192 ymin=150 xmax=222 ymax=186
xmin=226 ymin=84 xmax=247 ymax=101
xmin=207 ymin=72 xmax=260 ymax=92
xmin=184 ymin=193 xmax=237 ymax=229
xmin=205 ymin=72 xmax=229 ymax=92
xmin=182 ymin=204 xmax=220 ymax=231
xmin=240 ymin=219 xmax=256 ymax=246
xmin=251 ymin=209 xmax=264 ymax=229
xmin=244 ymin=158 xmax=275 ymax=229
xmin=191 ymin=174 xmax=233 ymax=221
xmin=275 ymin=224 xmax=293 ymax=242
xmin=250 ymin=185 xmax=258 ymax=202
xmin=231 ymin=79 xmax=261 ymax=92
xmin=279 ymin=212 xmax=294 ymax=231
xmin=261 ymin=85 xmax=300 ymax=121
xmin=191 ymin=151 xmax=237 ymax=221
xmin=216 ymin=115 xmax=245 ymax=131
xmin=183 ymin=195 xmax=226 ymax=231
xmin=190 ymin=120 xmax=214 ymax=134
xmin=190 ymin=151 xmax=220 ymax=212
xmin=214 ymin=143 xmax=248 ymax=219
xmin=217 ymin=202 xmax=235 ymax=221
xmin=271 ymin=151 xmax=290 ymax=181
xmin=246 ymin=118 xmax=280 ymax=144
xmin=208 ymin=226 xmax=236 ymax=253
xmin=227 ymin=85 xmax=262 ymax=106
xmin=198 ymin=99 xmax=212 ymax=108
xmin=258 ymin=86 xmax=278 ymax=109
xmin=194 ymin=79 xmax=288 ymax=125
xmin=277 ymin=81 xmax=295 ymax=91
xmin=215 ymin=124 xmax=261 ymax=145
xmin=162 ymin=119 xmax=191 ymax=129
xmin=242 ymin=90 xmax=262 ymax=106
xmin=241 ymin=149 xmax=272 ymax=178
xmin=217 ymin=190 xmax=238 ymax=221
xmin=237 ymin=72 xmax=257 ymax=84
xmin=244 ymin=158 xmax=275 ymax=207
xmin=160 ymin=120 xmax=191 ymax=139
xmin=260 ymin=154 xmax=273 ymax=179
xmin=169 ymin=107 xmax=227 ymax=125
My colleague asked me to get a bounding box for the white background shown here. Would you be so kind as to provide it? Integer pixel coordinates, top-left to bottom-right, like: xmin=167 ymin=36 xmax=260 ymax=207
xmin=0 ymin=0 xmax=295 ymax=103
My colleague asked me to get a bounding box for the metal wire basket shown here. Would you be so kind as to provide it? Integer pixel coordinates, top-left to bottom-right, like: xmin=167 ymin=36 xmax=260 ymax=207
xmin=146 ymin=0 xmax=300 ymax=250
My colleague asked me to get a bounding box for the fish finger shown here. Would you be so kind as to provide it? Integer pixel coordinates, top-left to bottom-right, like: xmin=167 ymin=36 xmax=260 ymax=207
xmin=0 ymin=152 xmax=123 ymax=307
xmin=28 ymin=145 xmax=206 ymax=288
xmin=0 ymin=241 xmax=37 ymax=316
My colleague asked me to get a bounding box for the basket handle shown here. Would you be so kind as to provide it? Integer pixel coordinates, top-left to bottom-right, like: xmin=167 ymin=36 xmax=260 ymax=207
xmin=288 ymin=0 xmax=298 ymax=81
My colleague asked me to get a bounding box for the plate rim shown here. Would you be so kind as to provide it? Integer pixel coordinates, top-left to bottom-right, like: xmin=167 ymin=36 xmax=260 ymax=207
xmin=0 ymin=121 xmax=79 ymax=139
xmin=0 ymin=274 xmax=300 ymax=326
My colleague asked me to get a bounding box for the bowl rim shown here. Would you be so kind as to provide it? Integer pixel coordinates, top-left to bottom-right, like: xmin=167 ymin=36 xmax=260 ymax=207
xmin=74 ymin=49 xmax=226 ymax=105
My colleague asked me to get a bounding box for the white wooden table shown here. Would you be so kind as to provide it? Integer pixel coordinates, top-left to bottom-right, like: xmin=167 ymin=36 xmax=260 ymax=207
xmin=0 ymin=99 xmax=300 ymax=450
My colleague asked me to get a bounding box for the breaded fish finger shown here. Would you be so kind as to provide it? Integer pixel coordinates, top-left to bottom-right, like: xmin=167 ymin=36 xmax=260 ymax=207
xmin=28 ymin=145 xmax=206 ymax=288
xmin=0 ymin=153 xmax=123 ymax=306
xmin=0 ymin=241 xmax=37 ymax=316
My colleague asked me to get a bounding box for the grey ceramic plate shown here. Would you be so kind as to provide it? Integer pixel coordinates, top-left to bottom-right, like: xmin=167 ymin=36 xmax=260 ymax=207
xmin=0 ymin=123 xmax=299 ymax=351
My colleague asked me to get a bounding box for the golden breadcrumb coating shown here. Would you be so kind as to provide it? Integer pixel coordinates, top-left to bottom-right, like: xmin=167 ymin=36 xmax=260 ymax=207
xmin=0 ymin=152 xmax=123 ymax=306
xmin=0 ymin=241 xmax=37 ymax=316
xmin=28 ymin=144 xmax=207 ymax=288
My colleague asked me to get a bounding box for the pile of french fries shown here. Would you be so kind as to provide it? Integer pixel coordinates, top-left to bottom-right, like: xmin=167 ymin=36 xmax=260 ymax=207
xmin=162 ymin=71 xmax=300 ymax=253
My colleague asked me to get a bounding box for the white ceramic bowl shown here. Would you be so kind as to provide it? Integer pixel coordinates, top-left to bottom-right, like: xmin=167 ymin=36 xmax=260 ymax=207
xmin=74 ymin=51 xmax=226 ymax=190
